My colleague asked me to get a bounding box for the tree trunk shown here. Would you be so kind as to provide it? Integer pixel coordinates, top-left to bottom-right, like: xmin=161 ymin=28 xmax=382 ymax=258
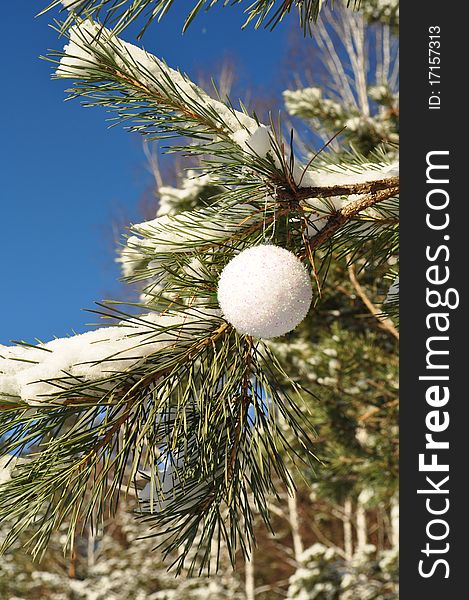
xmin=356 ymin=499 xmax=367 ymax=552
xmin=390 ymin=493 xmax=399 ymax=550
xmin=343 ymin=498 xmax=354 ymax=560
xmin=287 ymin=489 xmax=304 ymax=562
xmin=87 ymin=527 xmax=96 ymax=569
xmin=245 ymin=550 xmax=255 ymax=600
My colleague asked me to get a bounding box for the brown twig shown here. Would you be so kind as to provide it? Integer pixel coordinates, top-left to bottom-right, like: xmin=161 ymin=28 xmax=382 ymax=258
xmin=305 ymin=185 xmax=399 ymax=254
xmin=347 ymin=262 xmax=399 ymax=340
xmin=278 ymin=176 xmax=399 ymax=202
xmin=359 ymin=399 xmax=399 ymax=423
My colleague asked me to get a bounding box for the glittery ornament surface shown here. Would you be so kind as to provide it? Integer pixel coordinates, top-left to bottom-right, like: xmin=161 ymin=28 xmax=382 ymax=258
xmin=217 ymin=245 xmax=313 ymax=338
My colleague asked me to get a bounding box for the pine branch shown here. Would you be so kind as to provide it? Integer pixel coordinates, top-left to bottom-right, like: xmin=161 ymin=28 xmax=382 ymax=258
xmin=0 ymin=304 xmax=318 ymax=571
xmin=41 ymin=0 xmax=356 ymax=38
xmin=48 ymin=20 xmax=399 ymax=203
xmin=49 ymin=19 xmax=263 ymax=143
xmin=0 ymin=9 xmax=400 ymax=573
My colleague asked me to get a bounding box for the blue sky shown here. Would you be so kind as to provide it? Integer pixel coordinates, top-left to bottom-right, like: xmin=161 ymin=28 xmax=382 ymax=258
xmin=0 ymin=3 xmax=291 ymax=345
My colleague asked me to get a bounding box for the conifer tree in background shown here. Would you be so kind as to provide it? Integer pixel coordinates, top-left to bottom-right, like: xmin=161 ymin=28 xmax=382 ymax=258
xmin=0 ymin=1 xmax=399 ymax=597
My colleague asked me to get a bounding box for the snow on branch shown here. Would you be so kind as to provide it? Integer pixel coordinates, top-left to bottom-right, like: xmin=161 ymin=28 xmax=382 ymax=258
xmin=54 ymin=20 xmax=269 ymax=152
xmin=53 ymin=20 xmax=400 ymax=193
xmin=0 ymin=310 xmax=219 ymax=405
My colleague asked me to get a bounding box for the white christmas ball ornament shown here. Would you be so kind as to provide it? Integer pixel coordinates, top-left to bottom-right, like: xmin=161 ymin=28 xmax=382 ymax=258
xmin=217 ymin=245 xmax=313 ymax=338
